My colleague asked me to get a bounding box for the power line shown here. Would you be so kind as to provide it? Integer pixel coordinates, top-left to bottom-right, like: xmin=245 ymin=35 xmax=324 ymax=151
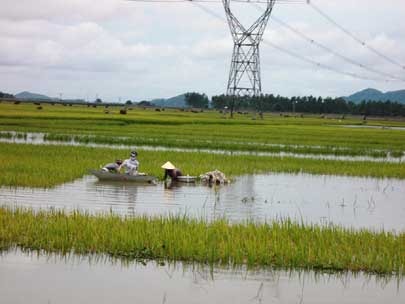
xmin=308 ymin=0 xmax=405 ymax=71
xmin=189 ymin=2 xmax=394 ymax=82
xmin=125 ymin=0 xmax=400 ymax=82
xmin=191 ymin=1 xmax=224 ymax=20
xmin=261 ymin=39 xmax=390 ymax=82
xmin=251 ymin=3 xmax=405 ymax=82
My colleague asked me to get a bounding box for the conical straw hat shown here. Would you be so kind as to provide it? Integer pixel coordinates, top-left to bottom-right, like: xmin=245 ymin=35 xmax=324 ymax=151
xmin=161 ymin=161 xmax=176 ymax=170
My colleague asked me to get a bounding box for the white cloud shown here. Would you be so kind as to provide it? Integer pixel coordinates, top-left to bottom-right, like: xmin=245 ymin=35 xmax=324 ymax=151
xmin=0 ymin=0 xmax=405 ymax=100
xmin=0 ymin=0 xmax=143 ymax=23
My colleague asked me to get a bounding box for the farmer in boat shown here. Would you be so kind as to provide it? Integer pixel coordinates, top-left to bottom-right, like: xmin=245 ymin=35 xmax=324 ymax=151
xmin=102 ymin=159 xmax=123 ymax=173
xmin=120 ymin=151 xmax=139 ymax=176
xmin=162 ymin=161 xmax=182 ymax=181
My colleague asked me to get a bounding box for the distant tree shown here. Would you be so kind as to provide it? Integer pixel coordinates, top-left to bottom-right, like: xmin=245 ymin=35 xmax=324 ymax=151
xmin=211 ymin=94 xmax=228 ymax=109
xmin=398 ymin=105 xmax=405 ymax=117
xmin=210 ymin=93 xmax=404 ymax=117
xmin=125 ymin=100 xmax=132 ymax=105
xmin=211 ymin=95 xmax=245 ymax=118
xmin=138 ymin=100 xmax=152 ymax=107
xmin=185 ymin=92 xmax=209 ymax=109
xmin=95 ymin=98 xmax=102 ymax=103
xmin=0 ymin=91 xmax=14 ymax=98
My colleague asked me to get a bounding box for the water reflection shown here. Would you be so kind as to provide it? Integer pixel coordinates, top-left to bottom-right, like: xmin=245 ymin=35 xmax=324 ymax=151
xmin=0 ymin=249 xmax=403 ymax=304
xmin=1 ymin=173 xmax=405 ymax=231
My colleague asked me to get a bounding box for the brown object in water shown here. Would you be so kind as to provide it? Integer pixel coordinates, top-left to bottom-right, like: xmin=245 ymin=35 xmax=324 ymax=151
xmin=200 ymin=170 xmax=229 ymax=185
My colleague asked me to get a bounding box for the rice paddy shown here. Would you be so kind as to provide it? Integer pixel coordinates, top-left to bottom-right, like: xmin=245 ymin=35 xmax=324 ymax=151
xmin=0 ymin=207 xmax=404 ymax=274
xmin=1 ymin=142 xmax=405 ymax=188
xmin=1 ymin=102 xmax=405 ymax=158
xmin=1 ymin=101 xmax=405 ymax=276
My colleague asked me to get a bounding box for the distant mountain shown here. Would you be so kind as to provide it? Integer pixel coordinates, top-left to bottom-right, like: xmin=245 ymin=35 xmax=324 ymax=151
xmin=150 ymin=94 xmax=186 ymax=108
xmin=15 ymin=91 xmax=52 ymax=100
xmin=384 ymin=90 xmax=405 ymax=103
xmin=344 ymin=88 xmax=405 ymax=104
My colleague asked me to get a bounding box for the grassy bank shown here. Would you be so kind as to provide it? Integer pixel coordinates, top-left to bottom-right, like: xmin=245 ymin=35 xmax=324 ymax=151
xmin=1 ymin=102 xmax=405 ymax=157
xmin=1 ymin=143 xmax=405 ymax=188
xmin=0 ymin=207 xmax=404 ymax=274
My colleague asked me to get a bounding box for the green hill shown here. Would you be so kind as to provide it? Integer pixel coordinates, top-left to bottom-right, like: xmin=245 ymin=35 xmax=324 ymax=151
xmin=150 ymin=94 xmax=186 ymax=108
xmin=345 ymin=88 xmax=405 ymax=104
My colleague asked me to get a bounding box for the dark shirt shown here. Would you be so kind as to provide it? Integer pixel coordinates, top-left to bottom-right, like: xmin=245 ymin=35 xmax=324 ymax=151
xmin=164 ymin=169 xmax=182 ymax=180
xmin=103 ymin=163 xmax=120 ymax=173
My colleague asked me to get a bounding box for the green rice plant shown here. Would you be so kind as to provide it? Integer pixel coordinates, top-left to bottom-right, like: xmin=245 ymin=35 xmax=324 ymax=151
xmin=0 ymin=132 xmax=14 ymax=139
xmin=390 ymin=150 xmax=404 ymax=158
xmin=2 ymin=129 xmax=401 ymax=159
xmin=15 ymin=132 xmax=27 ymax=140
xmin=43 ymin=133 xmax=74 ymax=142
xmin=1 ymin=102 xmax=405 ymax=156
xmin=0 ymin=207 xmax=404 ymax=274
xmin=0 ymin=131 xmax=28 ymax=140
xmin=40 ymin=132 xmax=393 ymax=158
xmin=0 ymin=142 xmax=405 ymax=188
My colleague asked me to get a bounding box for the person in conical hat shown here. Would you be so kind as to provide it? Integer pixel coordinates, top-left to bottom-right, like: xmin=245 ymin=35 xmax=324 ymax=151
xmin=162 ymin=161 xmax=182 ymax=180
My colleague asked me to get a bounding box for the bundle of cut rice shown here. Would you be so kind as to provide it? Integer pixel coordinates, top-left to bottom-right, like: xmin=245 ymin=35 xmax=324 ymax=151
xmin=199 ymin=170 xmax=229 ymax=184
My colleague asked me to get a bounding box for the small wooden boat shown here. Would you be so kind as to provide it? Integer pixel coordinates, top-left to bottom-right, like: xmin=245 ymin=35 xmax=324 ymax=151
xmin=90 ymin=170 xmax=157 ymax=183
xmin=176 ymin=175 xmax=197 ymax=183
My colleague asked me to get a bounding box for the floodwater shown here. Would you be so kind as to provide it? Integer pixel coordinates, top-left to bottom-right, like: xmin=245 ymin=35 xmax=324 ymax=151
xmin=1 ymin=131 xmax=404 ymax=163
xmin=1 ymin=173 xmax=404 ymax=231
xmin=339 ymin=125 xmax=405 ymax=131
xmin=0 ymin=249 xmax=403 ymax=304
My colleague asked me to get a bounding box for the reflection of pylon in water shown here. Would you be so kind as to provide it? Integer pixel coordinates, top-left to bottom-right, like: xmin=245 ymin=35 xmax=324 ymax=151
xmin=222 ymin=0 xmax=276 ymax=97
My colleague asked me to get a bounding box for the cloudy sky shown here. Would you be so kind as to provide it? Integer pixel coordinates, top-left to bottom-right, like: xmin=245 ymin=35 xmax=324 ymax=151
xmin=1 ymin=0 xmax=404 ymax=102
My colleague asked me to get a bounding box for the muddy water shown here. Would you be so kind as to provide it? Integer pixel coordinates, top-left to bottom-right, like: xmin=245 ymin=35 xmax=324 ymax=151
xmin=1 ymin=131 xmax=404 ymax=163
xmin=0 ymin=249 xmax=403 ymax=304
xmin=1 ymin=173 xmax=404 ymax=231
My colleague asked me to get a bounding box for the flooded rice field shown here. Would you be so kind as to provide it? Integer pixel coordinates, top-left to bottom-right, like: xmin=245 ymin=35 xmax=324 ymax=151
xmin=339 ymin=125 xmax=405 ymax=131
xmin=1 ymin=131 xmax=404 ymax=163
xmin=0 ymin=249 xmax=403 ymax=304
xmin=1 ymin=173 xmax=404 ymax=231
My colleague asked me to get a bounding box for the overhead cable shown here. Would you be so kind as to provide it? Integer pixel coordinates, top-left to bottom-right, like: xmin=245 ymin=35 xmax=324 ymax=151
xmin=190 ymin=1 xmax=392 ymax=82
xmin=125 ymin=0 xmax=400 ymax=82
xmin=308 ymin=0 xmax=405 ymax=71
xmin=251 ymin=3 xmax=405 ymax=81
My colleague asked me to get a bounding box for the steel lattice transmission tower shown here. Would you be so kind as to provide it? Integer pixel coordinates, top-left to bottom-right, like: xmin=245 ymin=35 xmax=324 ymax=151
xmin=222 ymin=0 xmax=276 ymax=97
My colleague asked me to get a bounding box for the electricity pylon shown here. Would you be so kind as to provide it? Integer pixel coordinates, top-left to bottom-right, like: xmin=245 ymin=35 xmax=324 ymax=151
xmin=222 ymin=0 xmax=276 ymax=97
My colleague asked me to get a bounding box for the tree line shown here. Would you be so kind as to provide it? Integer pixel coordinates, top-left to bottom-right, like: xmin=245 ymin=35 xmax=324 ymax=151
xmin=208 ymin=94 xmax=405 ymax=117
xmin=3 ymin=89 xmax=405 ymax=117
xmin=0 ymin=91 xmax=14 ymax=99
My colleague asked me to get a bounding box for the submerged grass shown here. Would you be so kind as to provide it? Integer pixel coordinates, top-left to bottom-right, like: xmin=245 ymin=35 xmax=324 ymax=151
xmin=0 ymin=131 xmax=27 ymax=140
xmin=0 ymin=207 xmax=404 ymax=274
xmin=1 ymin=142 xmax=405 ymax=188
xmin=41 ymin=132 xmax=397 ymax=158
